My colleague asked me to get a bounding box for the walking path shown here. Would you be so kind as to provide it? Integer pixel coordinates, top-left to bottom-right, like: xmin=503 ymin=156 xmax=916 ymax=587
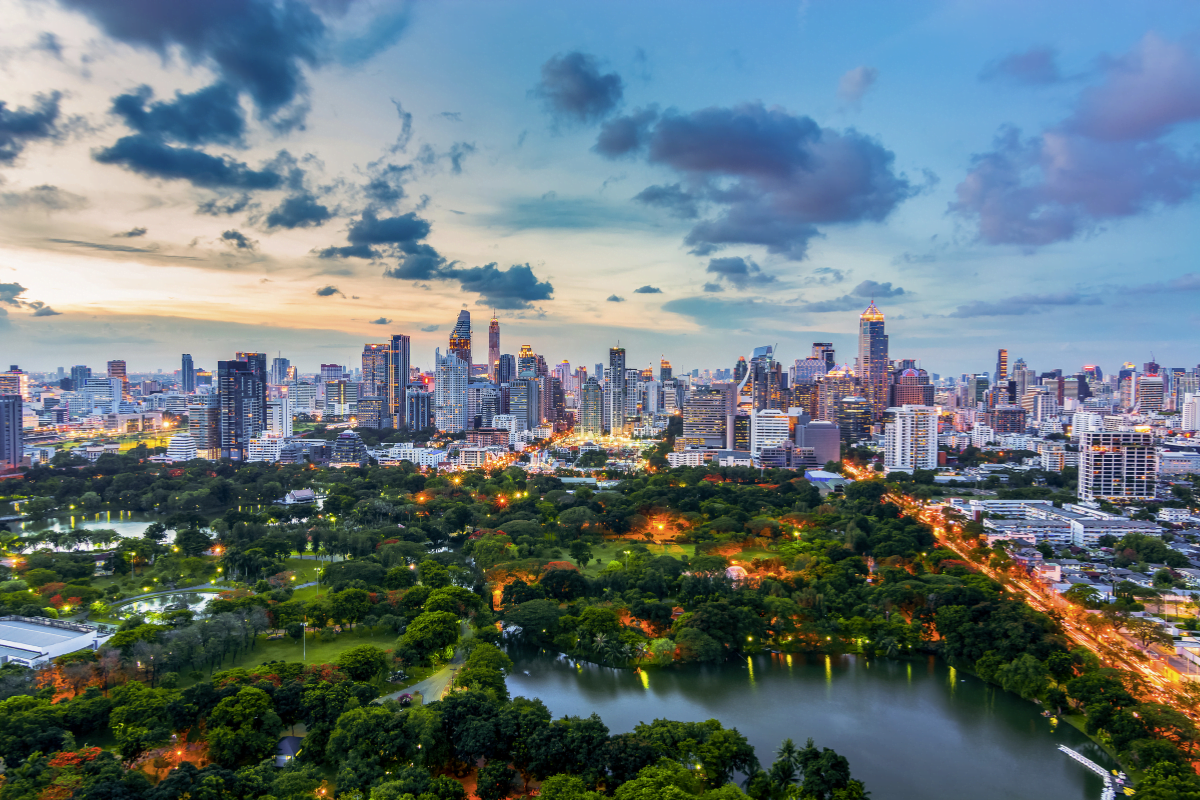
xmin=375 ymin=621 xmax=472 ymax=705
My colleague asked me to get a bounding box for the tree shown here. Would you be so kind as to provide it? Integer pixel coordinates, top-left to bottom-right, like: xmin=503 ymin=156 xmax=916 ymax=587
xmin=205 ymin=686 xmax=284 ymax=767
xmin=569 ymin=540 xmax=594 ymax=567
xmin=476 ymin=760 xmax=518 ymax=800
xmin=797 ymin=738 xmax=863 ymax=800
xmin=337 ymin=644 xmax=389 ymax=682
xmin=419 ymin=560 xmax=452 ymax=589
xmin=400 ymin=611 xmax=461 ymax=659
xmin=454 ymin=642 xmax=513 ymax=699
xmin=331 ymin=588 xmax=371 ymax=628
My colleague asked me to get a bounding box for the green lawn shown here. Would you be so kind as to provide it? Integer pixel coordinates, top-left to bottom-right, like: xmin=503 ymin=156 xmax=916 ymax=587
xmin=577 ymin=541 xmax=694 ymax=576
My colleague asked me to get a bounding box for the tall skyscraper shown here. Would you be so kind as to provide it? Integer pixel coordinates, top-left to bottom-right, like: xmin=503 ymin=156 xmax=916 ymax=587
xmin=70 ymin=365 xmax=91 ymax=391
xmin=107 ymin=360 xmax=128 ymax=397
xmin=995 ymin=349 xmax=1008 ymax=384
xmin=682 ymin=387 xmax=726 ymax=448
xmin=0 ymin=367 xmax=30 ymax=401
xmin=812 ymin=343 xmax=835 ymax=372
xmin=218 ymin=359 xmax=265 ymax=460
xmin=858 ymin=302 xmax=889 ymax=420
xmin=235 ymin=352 xmax=269 ymax=427
xmin=362 ymin=343 xmax=389 ymax=397
xmin=884 ymin=405 xmax=938 ymax=472
xmin=181 ymin=354 xmax=195 ymax=393
xmin=270 ymin=356 xmax=290 ymax=385
xmin=387 ymin=334 xmax=411 ymax=429
xmin=660 ymin=357 xmax=672 ymax=383
xmin=510 ymin=377 xmax=540 ymax=430
xmin=449 ymin=310 xmax=472 ymax=367
xmin=0 ymin=395 xmax=21 ymax=471
xmin=608 ymin=345 xmax=627 ymax=430
xmin=488 ymin=313 xmax=500 ymax=380
xmin=579 ymin=377 xmax=603 ymax=437
xmin=497 ymin=354 xmax=516 ymax=385
xmin=1078 ymin=431 xmax=1156 ymax=502
xmin=836 ymin=395 xmax=871 ymax=446
xmin=434 ymin=348 xmax=468 ymax=432
xmin=517 ymin=344 xmax=537 ymax=377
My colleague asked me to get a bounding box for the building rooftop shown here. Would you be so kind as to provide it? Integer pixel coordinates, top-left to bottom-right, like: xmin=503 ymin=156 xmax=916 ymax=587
xmin=0 ymin=617 xmax=94 ymax=649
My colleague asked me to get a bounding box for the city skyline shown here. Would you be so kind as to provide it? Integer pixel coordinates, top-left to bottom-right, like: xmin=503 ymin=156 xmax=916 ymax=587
xmin=4 ymin=2 xmax=1200 ymax=372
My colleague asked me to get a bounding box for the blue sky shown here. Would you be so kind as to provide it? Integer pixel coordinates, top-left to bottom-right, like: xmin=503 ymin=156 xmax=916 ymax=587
xmin=1 ymin=0 xmax=1199 ymax=376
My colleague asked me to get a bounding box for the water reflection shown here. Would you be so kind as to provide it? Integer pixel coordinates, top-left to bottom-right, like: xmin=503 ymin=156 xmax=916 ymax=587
xmin=504 ymin=649 xmax=1115 ymax=800
xmin=113 ymin=591 xmax=220 ymax=618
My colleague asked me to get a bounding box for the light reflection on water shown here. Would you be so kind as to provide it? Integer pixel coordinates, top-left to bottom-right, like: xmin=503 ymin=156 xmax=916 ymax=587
xmin=504 ymin=649 xmax=1116 ymax=800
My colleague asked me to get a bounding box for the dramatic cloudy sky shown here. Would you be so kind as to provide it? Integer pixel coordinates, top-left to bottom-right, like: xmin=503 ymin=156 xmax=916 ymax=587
xmin=3 ymin=0 xmax=1200 ymax=376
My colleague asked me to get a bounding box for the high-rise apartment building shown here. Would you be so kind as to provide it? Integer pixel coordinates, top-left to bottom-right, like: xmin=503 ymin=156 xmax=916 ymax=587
xmin=362 ymin=343 xmax=389 ymax=397
xmin=509 ymin=378 xmax=540 ymax=430
xmin=449 ymin=311 xmax=472 ymax=367
xmin=817 ymin=365 xmax=857 ymax=422
xmin=235 ymin=352 xmax=269 ymax=427
xmin=890 ymin=367 xmax=934 ymax=407
xmin=0 ymin=395 xmax=21 ymax=471
xmin=812 ymin=343 xmax=836 ymax=372
xmin=682 ymin=387 xmax=726 ymax=449
xmin=496 ymin=354 xmax=516 ymax=385
xmin=660 ymin=357 xmax=672 ymax=383
xmin=608 ymin=346 xmax=627 ymax=431
xmin=217 ymin=360 xmax=265 ymax=460
xmin=181 ymin=354 xmax=195 ymax=393
xmin=270 ymin=356 xmax=290 ymax=385
xmin=69 ymin=365 xmax=91 ymax=391
xmin=434 ymin=348 xmax=468 ymax=432
xmin=857 ymin=302 xmax=889 ymax=420
xmin=387 ymin=334 xmax=410 ymax=429
xmin=107 ymin=360 xmax=128 ymax=397
xmin=320 ymin=363 xmax=343 ymax=383
xmin=995 ymin=349 xmax=1008 ymax=384
xmin=1181 ymin=393 xmax=1200 ymax=432
xmin=1078 ymin=431 xmax=1156 ymax=502
xmin=884 ymin=405 xmax=938 ymax=472
xmin=1136 ymin=375 xmax=1164 ymax=413
xmin=0 ymin=367 xmax=30 ymax=401
xmin=836 ymin=396 xmax=871 ymax=446
xmin=488 ymin=314 xmax=500 ymax=380
xmin=750 ymin=409 xmax=792 ymax=456
xmin=579 ymin=377 xmax=603 ymax=437
xmin=266 ymin=397 xmax=292 ymax=437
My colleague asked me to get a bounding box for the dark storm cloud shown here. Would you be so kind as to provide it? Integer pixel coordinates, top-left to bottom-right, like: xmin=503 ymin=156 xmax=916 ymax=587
xmin=954 ymin=34 xmax=1200 ymax=247
xmin=598 ymin=102 xmax=914 ymax=259
xmin=634 ymin=285 xmax=662 ymax=294
xmin=441 ymin=262 xmax=554 ymax=310
xmin=607 ymin=294 xmax=625 ymax=302
xmin=594 ymin=106 xmax=658 ymax=156
xmin=61 ymin=0 xmax=328 ymax=124
xmin=220 ymin=229 xmax=256 ymax=250
xmin=0 ymin=283 xmax=26 ymax=305
xmin=265 ymin=190 xmax=332 ymax=229
xmin=980 ymin=46 xmax=1063 ymax=85
xmin=633 ymin=182 xmax=698 ymax=218
xmin=0 ymin=184 xmax=87 ymax=211
xmin=795 ymin=279 xmax=906 ymax=312
xmin=705 ymin=256 xmax=776 ymax=289
xmin=534 ymin=51 xmax=624 ymax=124
xmin=0 ymin=91 xmax=64 ymax=165
xmin=113 ymin=227 xmax=148 ymax=238
xmin=369 ymin=316 xmax=392 ymax=324
xmin=93 ymin=135 xmax=286 ymax=189
xmin=315 ymin=284 xmax=344 ymax=297
xmin=111 ymin=83 xmax=246 ymax=146
xmin=362 ymin=163 xmax=412 ymax=206
xmin=196 ymin=193 xmax=254 ymax=216
xmin=318 ymin=210 xmax=432 ymax=260
xmin=947 ymin=291 xmax=1099 ymax=317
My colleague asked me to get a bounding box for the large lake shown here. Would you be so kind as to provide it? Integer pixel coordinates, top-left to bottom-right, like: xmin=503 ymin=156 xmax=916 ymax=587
xmin=505 ymin=650 xmax=1118 ymax=800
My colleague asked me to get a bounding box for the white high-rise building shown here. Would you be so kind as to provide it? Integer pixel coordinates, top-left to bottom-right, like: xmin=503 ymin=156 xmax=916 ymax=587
xmin=1071 ymin=410 xmax=1105 ymax=441
xmin=1078 ymin=431 xmax=1157 ymax=502
xmin=266 ymin=397 xmax=292 ymax=437
xmin=750 ymin=409 xmax=792 ymax=456
xmin=1182 ymin=393 xmax=1200 ymax=432
xmin=434 ymin=348 xmax=468 ymax=432
xmin=1136 ymin=376 xmax=1164 ymax=413
xmin=165 ymin=433 xmax=198 ymax=462
xmin=884 ymin=405 xmax=938 ymax=473
xmin=247 ymin=435 xmax=283 ymax=463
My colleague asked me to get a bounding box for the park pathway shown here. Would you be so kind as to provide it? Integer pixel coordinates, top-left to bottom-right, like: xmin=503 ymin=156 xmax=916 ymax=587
xmin=374 ymin=621 xmax=472 ymax=705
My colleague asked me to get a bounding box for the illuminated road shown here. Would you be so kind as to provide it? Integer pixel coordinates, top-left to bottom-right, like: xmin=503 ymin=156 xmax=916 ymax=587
xmin=841 ymin=460 xmax=1190 ymax=714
